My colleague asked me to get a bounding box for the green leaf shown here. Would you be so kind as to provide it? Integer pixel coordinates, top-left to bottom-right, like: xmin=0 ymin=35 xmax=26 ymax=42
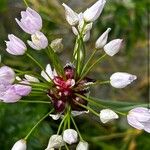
xmin=89 ymin=96 xmax=148 ymax=112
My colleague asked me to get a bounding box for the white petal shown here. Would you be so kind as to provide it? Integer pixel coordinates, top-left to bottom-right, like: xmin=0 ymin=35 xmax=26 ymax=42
xmin=110 ymin=72 xmax=137 ymax=88
xmin=41 ymin=70 xmax=51 ymax=82
xmin=95 ymin=28 xmax=111 ymax=49
xmin=127 ymin=114 xmax=144 ymax=130
xmin=76 ymin=141 xmax=89 ymax=150
xmin=104 ymin=39 xmax=123 ymax=56
xmin=50 ymin=38 xmax=63 ymax=53
xmin=83 ymin=0 xmax=106 ymax=22
xmin=100 ymin=109 xmax=119 ymax=123
xmin=83 ymin=31 xmax=90 ymax=42
xmin=63 ymin=129 xmax=78 ymax=145
xmin=27 ymin=40 xmax=41 ymax=50
xmin=62 ymin=3 xmax=79 ymax=26
xmin=71 ymin=110 xmax=89 ymax=116
xmin=49 ymin=114 xmax=61 ymax=120
xmin=11 ymin=139 xmax=26 ymax=150
xmin=72 ymin=26 xmax=79 ymax=35
xmin=143 ymin=121 xmax=150 ymax=133
xmin=24 ymin=75 xmax=40 ymax=83
xmin=46 ymin=64 xmax=54 ymax=79
xmin=45 ymin=135 xmax=64 ymax=149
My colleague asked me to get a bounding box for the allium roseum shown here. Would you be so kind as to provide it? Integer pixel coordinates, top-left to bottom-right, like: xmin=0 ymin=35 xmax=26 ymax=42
xmin=100 ymin=109 xmax=119 ymax=123
xmin=0 ymin=66 xmax=15 ymax=84
xmin=0 ymin=66 xmax=31 ymax=103
xmin=45 ymin=135 xmax=64 ymax=149
xmin=3 ymin=1 xmax=142 ymax=149
xmin=110 ymin=72 xmax=137 ymax=88
xmin=27 ymin=31 xmax=48 ymax=50
xmin=76 ymin=141 xmax=89 ymax=150
xmin=104 ymin=39 xmax=123 ymax=56
xmin=95 ymin=28 xmax=111 ymax=49
xmin=83 ymin=0 xmax=106 ymax=22
xmin=127 ymin=107 xmax=150 ymax=133
xmin=5 ymin=34 xmax=27 ymax=55
xmin=62 ymin=3 xmax=79 ymax=26
xmin=63 ymin=129 xmax=78 ymax=145
xmin=11 ymin=139 xmax=27 ymax=150
xmin=15 ymin=7 xmax=42 ymax=34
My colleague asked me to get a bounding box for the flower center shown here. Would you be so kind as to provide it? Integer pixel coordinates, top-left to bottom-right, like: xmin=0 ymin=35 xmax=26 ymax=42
xmin=47 ymin=64 xmax=93 ymax=112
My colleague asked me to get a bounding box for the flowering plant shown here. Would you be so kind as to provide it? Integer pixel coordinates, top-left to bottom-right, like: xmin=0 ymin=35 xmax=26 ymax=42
xmin=0 ymin=0 xmax=149 ymax=149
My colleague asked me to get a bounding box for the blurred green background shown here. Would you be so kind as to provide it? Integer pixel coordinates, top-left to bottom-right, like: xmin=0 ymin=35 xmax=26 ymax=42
xmin=0 ymin=0 xmax=149 ymax=149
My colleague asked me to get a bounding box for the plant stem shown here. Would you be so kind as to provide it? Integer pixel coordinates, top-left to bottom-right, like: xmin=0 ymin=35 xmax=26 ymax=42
xmin=75 ymin=101 xmax=99 ymax=117
xmin=76 ymin=94 xmax=126 ymax=116
xmin=80 ymin=48 xmax=98 ymax=76
xmin=65 ymin=143 xmax=70 ymax=150
xmin=26 ymin=53 xmax=44 ymax=71
xmin=24 ymin=109 xmax=54 ymax=140
xmin=76 ymin=93 xmax=105 ymax=108
xmin=78 ymin=54 xmax=107 ymax=83
xmin=57 ymin=114 xmax=68 ymax=135
xmin=23 ymin=0 xmax=28 ymax=7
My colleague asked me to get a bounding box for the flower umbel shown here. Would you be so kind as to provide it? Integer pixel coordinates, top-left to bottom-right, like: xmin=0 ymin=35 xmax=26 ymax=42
xmin=1 ymin=0 xmax=144 ymax=149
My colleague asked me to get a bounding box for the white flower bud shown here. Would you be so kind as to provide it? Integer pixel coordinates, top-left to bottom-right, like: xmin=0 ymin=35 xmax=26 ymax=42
xmin=83 ymin=0 xmax=106 ymax=22
xmin=24 ymin=75 xmax=40 ymax=83
xmin=45 ymin=135 xmax=64 ymax=149
xmin=110 ymin=72 xmax=137 ymax=88
xmin=100 ymin=109 xmax=119 ymax=123
xmin=76 ymin=141 xmax=89 ymax=150
xmin=72 ymin=26 xmax=79 ymax=35
xmin=83 ymin=31 xmax=90 ymax=42
xmin=95 ymin=28 xmax=111 ymax=49
xmin=103 ymin=39 xmax=123 ymax=56
xmin=62 ymin=3 xmax=79 ymax=26
xmin=63 ymin=129 xmax=78 ymax=145
xmin=50 ymin=38 xmax=63 ymax=53
xmin=11 ymin=139 xmax=27 ymax=150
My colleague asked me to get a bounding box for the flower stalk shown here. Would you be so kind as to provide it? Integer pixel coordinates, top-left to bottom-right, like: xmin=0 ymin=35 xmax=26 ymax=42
xmin=24 ymin=109 xmax=54 ymax=140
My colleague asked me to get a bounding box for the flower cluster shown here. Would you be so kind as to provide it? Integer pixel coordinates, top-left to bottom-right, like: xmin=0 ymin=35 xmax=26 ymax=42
xmin=0 ymin=0 xmax=149 ymax=149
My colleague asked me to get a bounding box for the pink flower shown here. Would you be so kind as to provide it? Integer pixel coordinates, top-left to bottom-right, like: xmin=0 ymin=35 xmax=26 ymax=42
xmin=0 ymin=66 xmax=31 ymax=103
xmin=5 ymin=34 xmax=27 ymax=55
xmin=27 ymin=31 xmax=48 ymax=50
xmin=127 ymin=107 xmax=150 ymax=133
xmin=0 ymin=84 xmax=21 ymax=103
xmin=0 ymin=66 xmax=15 ymax=84
xmin=14 ymin=81 xmax=32 ymax=96
xmin=15 ymin=7 xmax=42 ymax=34
xmin=83 ymin=0 xmax=106 ymax=22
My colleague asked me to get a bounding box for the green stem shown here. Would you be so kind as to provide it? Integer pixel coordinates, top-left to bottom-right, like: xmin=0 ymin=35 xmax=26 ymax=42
xmin=76 ymin=94 xmax=126 ymax=116
xmin=80 ymin=48 xmax=98 ymax=76
xmin=24 ymin=109 xmax=54 ymax=140
xmin=26 ymin=53 xmax=44 ymax=71
xmin=19 ymin=100 xmax=51 ymax=104
xmin=67 ymin=106 xmax=71 ymax=129
xmin=71 ymin=116 xmax=83 ymax=141
xmin=75 ymin=101 xmax=99 ymax=117
xmin=78 ymin=54 xmax=107 ymax=83
xmin=65 ymin=143 xmax=70 ymax=150
xmin=23 ymin=0 xmax=28 ymax=7
xmin=57 ymin=114 xmax=68 ymax=135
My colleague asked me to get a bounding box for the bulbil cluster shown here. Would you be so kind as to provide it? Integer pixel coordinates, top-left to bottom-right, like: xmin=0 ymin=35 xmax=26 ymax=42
xmin=47 ymin=64 xmax=93 ymax=112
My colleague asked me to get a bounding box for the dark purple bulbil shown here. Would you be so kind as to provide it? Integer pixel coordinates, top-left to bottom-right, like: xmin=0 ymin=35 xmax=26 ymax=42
xmin=47 ymin=64 xmax=94 ymax=112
